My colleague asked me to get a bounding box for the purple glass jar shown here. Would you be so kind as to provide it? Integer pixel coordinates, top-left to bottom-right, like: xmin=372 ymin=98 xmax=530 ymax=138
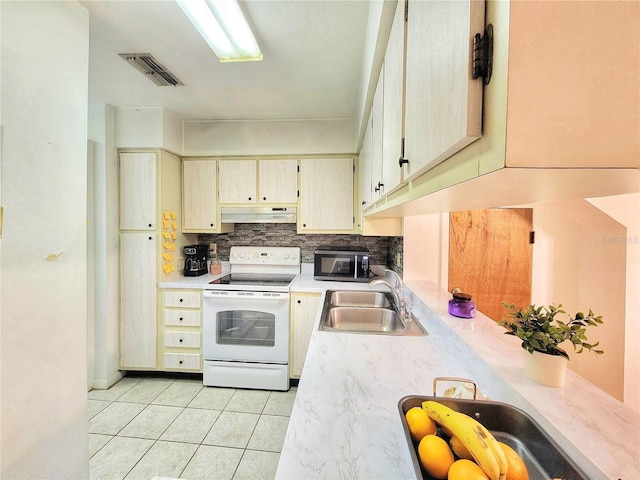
xmin=448 ymin=292 xmax=477 ymax=318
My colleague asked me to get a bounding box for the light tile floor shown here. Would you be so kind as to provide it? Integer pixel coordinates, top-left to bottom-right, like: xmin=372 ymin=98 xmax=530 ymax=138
xmin=88 ymin=376 xmax=296 ymax=480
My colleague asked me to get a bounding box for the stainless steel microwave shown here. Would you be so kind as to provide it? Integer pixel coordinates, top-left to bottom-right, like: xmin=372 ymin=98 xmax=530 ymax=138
xmin=313 ymin=247 xmax=371 ymax=282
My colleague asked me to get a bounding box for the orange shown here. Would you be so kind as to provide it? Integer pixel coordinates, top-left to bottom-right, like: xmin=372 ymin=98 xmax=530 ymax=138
xmin=448 ymin=436 xmax=473 ymax=460
xmin=405 ymin=407 xmax=437 ymax=442
xmin=417 ymin=434 xmax=455 ymax=480
xmin=498 ymin=442 xmax=529 ymax=480
xmin=448 ymin=459 xmax=489 ymax=480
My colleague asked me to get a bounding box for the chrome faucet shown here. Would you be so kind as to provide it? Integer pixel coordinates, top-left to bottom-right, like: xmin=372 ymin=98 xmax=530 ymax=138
xmin=369 ymin=269 xmax=412 ymax=322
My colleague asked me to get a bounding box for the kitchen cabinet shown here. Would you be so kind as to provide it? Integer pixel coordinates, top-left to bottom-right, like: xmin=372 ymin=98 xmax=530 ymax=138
xmin=182 ymin=158 xmax=218 ymax=232
xmin=120 ymin=232 xmax=157 ymax=369
xmin=299 ymin=157 xmax=354 ymax=232
xmin=290 ymin=292 xmax=322 ymax=378
xmin=370 ymin=69 xmax=384 ymax=201
xmin=381 ymin=0 xmax=405 ymax=194
xmin=219 ymin=159 xmax=257 ymax=204
xmin=162 ymin=289 xmax=202 ymax=372
xmin=364 ymin=0 xmax=639 ymax=217
xmin=219 ymin=158 xmax=298 ymax=205
xmin=402 ymin=0 xmax=484 ymax=182
xmin=258 ymin=159 xmax=298 ymax=204
xmin=119 ymin=152 xmax=156 ymax=230
xmin=359 ymin=111 xmax=373 ymax=220
xmin=119 ymin=149 xmax=192 ymax=371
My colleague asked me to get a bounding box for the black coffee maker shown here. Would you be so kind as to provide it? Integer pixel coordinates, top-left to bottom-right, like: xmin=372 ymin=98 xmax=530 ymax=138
xmin=183 ymin=245 xmax=208 ymax=276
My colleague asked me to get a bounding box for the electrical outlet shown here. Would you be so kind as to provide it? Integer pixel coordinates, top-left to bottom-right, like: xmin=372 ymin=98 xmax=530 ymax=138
xmin=209 ymin=243 xmax=217 ymax=255
xmin=395 ymin=252 xmax=401 ymax=265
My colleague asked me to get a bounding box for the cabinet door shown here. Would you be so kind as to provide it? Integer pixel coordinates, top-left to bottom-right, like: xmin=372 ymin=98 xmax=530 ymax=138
xmin=359 ymin=111 xmax=373 ymax=221
xmin=120 ymin=232 xmax=157 ymax=369
xmin=258 ymin=159 xmax=298 ymax=204
xmin=299 ymin=158 xmax=354 ymax=232
xmin=290 ymin=293 xmax=322 ymax=378
xmin=404 ymin=0 xmax=484 ymax=181
xmin=119 ymin=152 xmax=157 ymax=230
xmin=371 ymin=68 xmax=384 ymax=200
xmin=382 ymin=0 xmax=405 ymax=193
xmin=183 ymin=159 xmax=217 ymax=231
xmin=219 ymin=159 xmax=257 ymax=204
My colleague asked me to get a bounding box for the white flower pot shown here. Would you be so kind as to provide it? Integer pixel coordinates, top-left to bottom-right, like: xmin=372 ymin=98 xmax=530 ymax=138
xmin=522 ymin=350 xmax=567 ymax=387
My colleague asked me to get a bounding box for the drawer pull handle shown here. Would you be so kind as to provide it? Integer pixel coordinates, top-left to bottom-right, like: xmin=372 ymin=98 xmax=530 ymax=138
xmin=179 ymin=338 xmax=183 ymax=343
xmin=179 ymin=298 xmax=183 ymax=302
xmin=179 ymin=360 xmax=183 ymax=365
xmin=179 ymin=317 xmax=183 ymax=321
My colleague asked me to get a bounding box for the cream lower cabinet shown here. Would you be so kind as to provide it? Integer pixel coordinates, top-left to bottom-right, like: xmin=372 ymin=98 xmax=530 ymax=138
xmin=162 ymin=289 xmax=202 ymax=372
xmin=299 ymin=158 xmax=354 ymax=233
xmin=120 ymin=232 xmax=157 ymax=369
xmin=290 ymin=292 xmax=322 ymax=378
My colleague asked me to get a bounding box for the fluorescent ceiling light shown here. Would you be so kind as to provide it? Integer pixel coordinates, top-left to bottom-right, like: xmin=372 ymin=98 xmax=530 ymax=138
xmin=177 ymin=0 xmax=262 ymax=62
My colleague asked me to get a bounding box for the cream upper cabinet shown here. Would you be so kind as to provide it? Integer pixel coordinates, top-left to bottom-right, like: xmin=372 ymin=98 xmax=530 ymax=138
xmin=183 ymin=159 xmax=218 ymax=232
xmin=258 ymin=159 xmax=298 ymax=204
xmin=403 ymin=0 xmax=485 ymax=181
xmin=219 ymin=159 xmax=257 ymax=204
xmin=371 ymin=68 xmax=385 ymax=201
xmin=382 ymin=0 xmax=406 ymax=194
xmin=119 ymin=152 xmax=157 ymax=230
xmin=359 ymin=111 xmax=373 ymax=220
xmin=290 ymin=293 xmax=322 ymax=378
xmin=299 ymin=157 xmax=354 ymax=232
xmin=364 ymin=1 xmax=638 ymax=217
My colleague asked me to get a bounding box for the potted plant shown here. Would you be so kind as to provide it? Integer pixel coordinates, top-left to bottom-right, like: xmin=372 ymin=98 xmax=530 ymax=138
xmin=499 ymin=302 xmax=604 ymax=387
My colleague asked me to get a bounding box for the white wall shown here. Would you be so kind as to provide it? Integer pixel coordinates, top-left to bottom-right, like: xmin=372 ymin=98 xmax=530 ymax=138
xmin=402 ymin=197 xmax=640 ymax=412
xmin=88 ymin=104 xmax=123 ymax=390
xmin=1 ymin=1 xmax=90 ymax=478
xmin=115 ymin=107 xmax=184 ymax=155
xmin=184 ymin=118 xmax=356 ymax=156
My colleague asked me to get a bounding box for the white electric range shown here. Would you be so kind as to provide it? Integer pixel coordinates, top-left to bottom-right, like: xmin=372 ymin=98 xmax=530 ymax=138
xmin=202 ymin=246 xmax=300 ymax=391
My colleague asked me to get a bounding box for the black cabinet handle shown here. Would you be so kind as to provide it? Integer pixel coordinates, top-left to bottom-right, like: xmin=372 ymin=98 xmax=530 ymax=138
xmin=398 ymin=156 xmax=409 ymax=167
xmin=297 ymin=300 xmax=301 ymax=304
xmin=263 ymin=197 xmax=267 ymax=201
xmin=179 ymin=360 xmax=183 ymax=365
xmin=210 ymin=223 xmax=214 ymax=227
xmin=374 ymin=181 xmax=384 ymax=193
xmin=148 ymin=236 xmax=153 ymax=240
xmin=248 ymin=197 xmax=252 ymax=201
xmin=179 ymin=317 xmax=183 ymax=321
xmin=148 ymin=223 xmax=153 ymax=228
xmin=179 ymin=338 xmax=183 ymax=343
xmin=179 ymin=298 xmax=183 ymax=303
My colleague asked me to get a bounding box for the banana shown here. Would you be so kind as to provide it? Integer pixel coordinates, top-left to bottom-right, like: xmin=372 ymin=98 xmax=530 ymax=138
xmin=463 ymin=413 xmax=508 ymax=480
xmin=422 ymin=400 xmax=504 ymax=480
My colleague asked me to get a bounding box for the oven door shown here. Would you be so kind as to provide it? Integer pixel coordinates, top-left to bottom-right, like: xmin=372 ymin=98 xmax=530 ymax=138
xmin=203 ymin=290 xmax=290 ymax=363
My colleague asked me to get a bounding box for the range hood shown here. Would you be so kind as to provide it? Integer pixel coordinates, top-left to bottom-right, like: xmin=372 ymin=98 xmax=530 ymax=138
xmin=221 ymin=207 xmax=297 ymax=224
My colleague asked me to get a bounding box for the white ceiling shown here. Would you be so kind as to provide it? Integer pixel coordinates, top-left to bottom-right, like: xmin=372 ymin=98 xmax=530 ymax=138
xmin=83 ymin=0 xmax=371 ymax=122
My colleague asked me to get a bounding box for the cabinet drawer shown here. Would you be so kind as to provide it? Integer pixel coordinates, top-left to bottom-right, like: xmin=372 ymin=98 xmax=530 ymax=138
xmin=164 ymin=331 xmax=201 ymax=349
xmin=164 ymin=353 xmax=201 ymax=371
xmin=164 ymin=309 xmax=201 ymax=327
xmin=163 ymin=291 xmax=201 ymax=308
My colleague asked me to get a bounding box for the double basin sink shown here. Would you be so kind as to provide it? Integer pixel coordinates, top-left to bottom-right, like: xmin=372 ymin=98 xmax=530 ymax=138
xmin=318 ymin=290 xmax=428 ymax=336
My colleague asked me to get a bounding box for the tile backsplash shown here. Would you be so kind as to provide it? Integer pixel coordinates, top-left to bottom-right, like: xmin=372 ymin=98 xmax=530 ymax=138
xmin=198 ymin=223 xmax=403 ymax=272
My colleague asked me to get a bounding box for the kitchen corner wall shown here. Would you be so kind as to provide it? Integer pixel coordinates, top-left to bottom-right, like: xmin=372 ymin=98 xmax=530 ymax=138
xmin=198 ymin=223 xmax=403 ymax=272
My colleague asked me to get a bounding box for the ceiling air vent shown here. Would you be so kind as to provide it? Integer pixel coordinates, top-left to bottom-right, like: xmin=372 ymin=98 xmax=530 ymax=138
xmin=119 ymin=53 xmax=183 ymax=87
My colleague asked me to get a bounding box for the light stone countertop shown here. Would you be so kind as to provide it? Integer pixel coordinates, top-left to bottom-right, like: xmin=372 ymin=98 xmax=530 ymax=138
xmin=158 ymin=265 xmax=640 ymax=478
xmin=277 ymin=271 xmax=640 ymax=480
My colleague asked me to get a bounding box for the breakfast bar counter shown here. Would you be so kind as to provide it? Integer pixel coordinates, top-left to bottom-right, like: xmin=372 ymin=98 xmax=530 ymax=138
xmin=277 ymin=277 xmax=640 ymax=479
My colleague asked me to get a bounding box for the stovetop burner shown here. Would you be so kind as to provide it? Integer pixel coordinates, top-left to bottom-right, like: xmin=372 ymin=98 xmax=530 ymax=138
xmin=209 ymin=273 xmax=297 ymax=288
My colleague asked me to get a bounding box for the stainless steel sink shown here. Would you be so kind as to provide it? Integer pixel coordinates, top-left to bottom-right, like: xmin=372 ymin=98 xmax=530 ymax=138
xmin=329 ymin=290 xmax=391 ymax=308
xmin=325 ymin=307 xmax=403 ymax=331
xmin=318 ymin=290 xmax=427 ymax=336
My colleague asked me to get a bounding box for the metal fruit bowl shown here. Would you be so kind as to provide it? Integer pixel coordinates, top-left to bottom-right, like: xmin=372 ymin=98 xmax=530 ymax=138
xmin=399 ymin=395 xmax=589 ymax=480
